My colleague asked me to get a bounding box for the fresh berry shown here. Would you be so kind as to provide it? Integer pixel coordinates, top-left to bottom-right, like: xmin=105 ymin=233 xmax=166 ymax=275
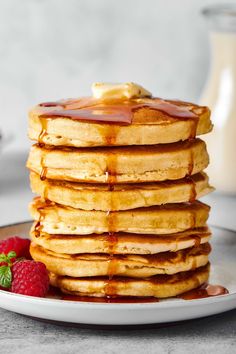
xmin=0 ymin=239 xmax=49 ymax=298
xmin=0 ymin=237 xmax=31 ymax=259
xmin=11 ymin=260 xmax=49 ymax=297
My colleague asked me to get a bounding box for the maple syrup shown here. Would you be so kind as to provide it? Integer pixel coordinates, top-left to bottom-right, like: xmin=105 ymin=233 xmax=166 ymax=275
xmin=188 ymin=141 xmax=195 ymax=176
xmin=179 ymin=283 xmax=229 ymax=300
xmin=34 ymin=208 xmax=45 ymax=238
xmin=186 ymin=176 xmax=197 ymax=202
xmin=39 ymin=97 xmax=199 ymax=127
xmin=103 ymin=156 xmax=119 ymax=296
xmin=61 ymin=294 xmax=159 ymax=303
xmin=39 ymin=149 xmax=47 ymax=181
xmin=33 ymin=198 xmax=54 ymax=238
xmin=38 ymin=117 xmax=49 ymax=146
xmin=191 ymin=235 xmax=202 ymax=248
xmin=47 ymin=285 xmax=160 ymax=303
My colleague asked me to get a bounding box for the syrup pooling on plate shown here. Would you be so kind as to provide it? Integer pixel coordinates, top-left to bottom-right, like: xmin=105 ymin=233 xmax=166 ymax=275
xmin=47 ymin=287 xmax=160 ymax=302
xmin=179 ymin=283 xmax=229 ymax=300
xmin=60 ymin=283 xmax=229 ymax=302
xmin=61 ymin=295 xmax=160 ymax=303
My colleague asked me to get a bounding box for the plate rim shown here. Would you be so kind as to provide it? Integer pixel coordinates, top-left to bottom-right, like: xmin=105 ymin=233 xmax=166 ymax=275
xmin=0 ymin=286 xmax=234 ymax=309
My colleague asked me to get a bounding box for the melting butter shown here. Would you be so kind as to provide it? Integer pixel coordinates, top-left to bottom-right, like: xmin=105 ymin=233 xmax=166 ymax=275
xmin=92 ymin=82 xmax=152 ymax=100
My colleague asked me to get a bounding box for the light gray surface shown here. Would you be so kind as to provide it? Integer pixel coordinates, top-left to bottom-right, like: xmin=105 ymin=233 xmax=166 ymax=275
xmin=0 ymin=307 xmax=236 ymax=354
xmin=0 ymin=147 xmax=236 ymax=353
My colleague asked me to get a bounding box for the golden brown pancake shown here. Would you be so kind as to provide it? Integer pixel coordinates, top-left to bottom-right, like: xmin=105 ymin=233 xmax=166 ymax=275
xmin=31 ymin=227 xmax=211 ymax=255
xmin=30 ymin=242 xmax=210 ymax=277
xmin=49 ymin=264 xmax=210 ymax=298
xmin=27 ymin=88 xmax=214 ymax=301
xmin=30 ymin=171 xmax=213 ymax=211
xmin=29 ymin=198 xmax=210 ymax=235
xmin=28 ymin=97 xmax=212 ymax=147
xmin=27 ymin=139 xmax=209 ymax=183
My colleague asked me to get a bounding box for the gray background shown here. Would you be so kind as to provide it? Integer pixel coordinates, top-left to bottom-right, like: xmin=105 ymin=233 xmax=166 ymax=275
xmin=0 ymin=0 xmax=226 ymax=149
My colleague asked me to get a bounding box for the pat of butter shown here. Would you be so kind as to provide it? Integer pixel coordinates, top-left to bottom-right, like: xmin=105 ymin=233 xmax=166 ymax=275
xmin=92 ymin=82 xmax=152 ymax=100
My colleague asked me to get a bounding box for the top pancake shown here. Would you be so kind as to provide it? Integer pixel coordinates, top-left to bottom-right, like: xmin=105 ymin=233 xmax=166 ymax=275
xmin=28 ymin=97 xmax=212 ymax=147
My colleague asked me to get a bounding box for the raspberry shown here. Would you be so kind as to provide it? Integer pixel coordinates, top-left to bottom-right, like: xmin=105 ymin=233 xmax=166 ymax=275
xmin=11 ymin=260 xmax=49 ymax=297
xmin=0 ymin=237 xmax=31 ymax=259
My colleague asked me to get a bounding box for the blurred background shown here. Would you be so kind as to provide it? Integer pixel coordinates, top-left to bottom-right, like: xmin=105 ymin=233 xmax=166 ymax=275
xmin=1 ymin=0 xmax=236 ymax=228
xmin=0 ymin=0 xmax=226 ymax=150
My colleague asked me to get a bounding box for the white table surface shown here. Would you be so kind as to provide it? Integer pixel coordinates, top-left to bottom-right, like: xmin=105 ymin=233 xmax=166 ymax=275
xmin=0 ymin=145 xmax=236 ymax=354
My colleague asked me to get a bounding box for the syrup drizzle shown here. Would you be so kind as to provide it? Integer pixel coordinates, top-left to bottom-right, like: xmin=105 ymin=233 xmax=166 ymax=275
xmin=103 ymin=152 xmax=119 ymax=297
xmin=186 ymin=176 xmax=197 ymax=202
xmin=33 ymin=198 xmax=55 ymax=238
xmin=42 ymin=181 xmax=49 ymax=201
xmin=189 ymin=201 xmax=198 ymax=230
xmin=37 ymin=97 xmax=201 ymax=151
xmin=34 ymin=206 xmax=45 ymax=238
xmin=40 ymin=149 xmax=47 ymax=181
xmin=192 ymin=235 xmax=202 ymax=248
xmin=188 ymin=142 xmax=195 ymax=176
xmin=39 ymin=97 xmax=199 ymax=126
xmin=38 ymin=117 xmax=49 ymax=146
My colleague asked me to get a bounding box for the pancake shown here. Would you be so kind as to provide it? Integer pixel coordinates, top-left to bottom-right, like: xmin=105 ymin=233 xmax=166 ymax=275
xmin=49 ymin=264 xmax=210 ymax=298
xmin=31 ymin=227 xmax=211 ymax=255
xmin=29 ymin=198 xmax=210 ymax=235
xmin=28 ymin=97 xmax=212 ymax=147
xmin=30 ymin=171 xmax=213 ymax=211
xmin=26 ymin=139 xmax=209 ymax=183
xmin=30 ymin=242 xmax=210 ymax=278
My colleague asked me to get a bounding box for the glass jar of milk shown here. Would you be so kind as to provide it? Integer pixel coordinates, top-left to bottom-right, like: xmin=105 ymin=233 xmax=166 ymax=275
xmin=200 ymin=4 xmax=236 ymax=194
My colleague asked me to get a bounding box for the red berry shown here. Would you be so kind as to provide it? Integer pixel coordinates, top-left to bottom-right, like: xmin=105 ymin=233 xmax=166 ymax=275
xmin=11 ymin=260 xmax=49 ymax=297
xmin=0 ymin=237 xmax=31 ymax=259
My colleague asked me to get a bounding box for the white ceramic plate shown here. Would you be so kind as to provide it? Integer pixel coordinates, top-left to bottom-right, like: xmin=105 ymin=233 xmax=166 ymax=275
xmin=0 ymin=222 xmax=235 ymax=327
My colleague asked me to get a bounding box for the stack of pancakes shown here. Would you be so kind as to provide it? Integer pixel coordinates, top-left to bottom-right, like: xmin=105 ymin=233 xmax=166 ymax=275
xmin=27 ymin=83 xmax=213 ymax=298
